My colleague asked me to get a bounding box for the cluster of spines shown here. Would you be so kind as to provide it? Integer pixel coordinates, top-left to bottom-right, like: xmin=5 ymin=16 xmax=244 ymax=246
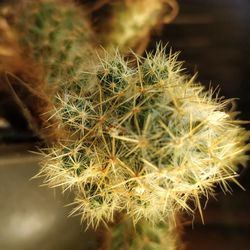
xmin=38 ymin=45 xmax=249 ymax=228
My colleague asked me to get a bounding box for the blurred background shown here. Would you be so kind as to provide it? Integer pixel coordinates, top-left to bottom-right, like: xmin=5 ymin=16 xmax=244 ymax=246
xmin=0 ymin=0 xmax=250 ymax=249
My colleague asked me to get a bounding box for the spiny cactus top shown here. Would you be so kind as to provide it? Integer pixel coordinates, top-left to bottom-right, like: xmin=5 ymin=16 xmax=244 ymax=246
xmin=39 ymin=46 xmax=249 ymax=228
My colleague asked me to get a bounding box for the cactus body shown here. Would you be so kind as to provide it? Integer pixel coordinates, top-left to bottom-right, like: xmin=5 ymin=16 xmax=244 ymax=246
xmin=39 ymin=46 xmax=249 ymax=228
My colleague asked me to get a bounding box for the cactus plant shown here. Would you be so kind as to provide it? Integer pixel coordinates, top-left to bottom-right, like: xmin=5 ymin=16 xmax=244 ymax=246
xmin=3 ymin=1 xmax=249 ymax=249
xmin=38 ymin=45 xmax=249 ymax=229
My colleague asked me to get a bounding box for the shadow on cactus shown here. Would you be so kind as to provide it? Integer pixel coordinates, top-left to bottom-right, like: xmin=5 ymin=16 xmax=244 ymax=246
xmin=38 ymin=45 xmax=249 ymax=229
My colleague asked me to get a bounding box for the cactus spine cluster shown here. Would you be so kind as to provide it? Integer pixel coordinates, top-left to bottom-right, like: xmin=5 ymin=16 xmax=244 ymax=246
xmin=38 ymin=45 xmax=248 ymax=228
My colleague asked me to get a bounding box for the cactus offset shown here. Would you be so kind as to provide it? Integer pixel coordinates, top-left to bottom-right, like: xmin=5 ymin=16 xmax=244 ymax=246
xmin=38 ymin=46 xmax=249 ymax=228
